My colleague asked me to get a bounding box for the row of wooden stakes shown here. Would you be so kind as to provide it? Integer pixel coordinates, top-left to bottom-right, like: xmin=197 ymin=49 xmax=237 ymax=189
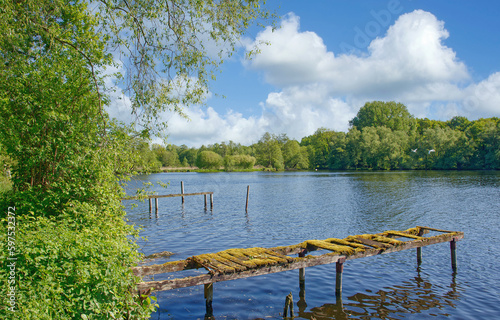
xmin=122 ymin=181 xmax=214 ymax=213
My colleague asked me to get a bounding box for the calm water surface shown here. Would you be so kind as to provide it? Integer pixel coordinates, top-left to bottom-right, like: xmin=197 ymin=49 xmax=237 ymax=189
xmin=123 ymin=171 xmax=500 ymax=319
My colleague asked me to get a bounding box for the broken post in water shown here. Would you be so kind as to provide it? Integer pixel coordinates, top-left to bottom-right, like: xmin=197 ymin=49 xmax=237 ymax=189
xmin=283 ymin=292 xmax=294 ymax=318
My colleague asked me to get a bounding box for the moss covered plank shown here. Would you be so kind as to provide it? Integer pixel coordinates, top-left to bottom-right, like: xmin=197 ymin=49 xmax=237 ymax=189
xmin=417 ymin=226 xmax=456 ymax=233
xmin=136 ymin=230 xmax=463 ymax=292
xmin=351 ymin=237 xmax=391 ymax=249
xmin=132 ymin=260 xmax=195 ymax=277
xmin=134 ymin=227 xmax=464 ymax=292
xmin=136 ymin=254 xmax=346 ymax=292
xmin=190 ymin=253 xmax=238 ymax=274
xmin=268 ymin=244 xmax=304 ymax=256
xmin=383 ymin=231 xmax=424 ymax=240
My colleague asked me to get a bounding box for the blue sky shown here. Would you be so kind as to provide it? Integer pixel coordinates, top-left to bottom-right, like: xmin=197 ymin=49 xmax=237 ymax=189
xmin=109 ymin=0 xmax=500 ymax=147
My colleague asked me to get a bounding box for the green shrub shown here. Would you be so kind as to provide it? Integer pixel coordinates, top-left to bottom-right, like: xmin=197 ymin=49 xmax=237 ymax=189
xmin=196 ymin=151 xmax=223 ymax=169
xmin=0 ymin=177 xmax=11 ymax=193
xmin=224 ymin=154 xmax=256 ymax=171
xmin=0 ymin=194 xmax=155 ymax=319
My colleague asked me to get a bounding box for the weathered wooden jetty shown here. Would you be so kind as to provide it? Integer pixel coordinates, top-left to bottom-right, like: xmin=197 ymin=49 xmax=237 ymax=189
xmin=122 ymin=181 xmax=213 ymax=213
xmin=133 ymin=226 xmax=463 ymax=317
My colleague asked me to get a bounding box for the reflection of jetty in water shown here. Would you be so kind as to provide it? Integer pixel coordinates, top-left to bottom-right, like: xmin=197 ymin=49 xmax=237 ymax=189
xmin=297 ymin=270 xmax=461 ymax=319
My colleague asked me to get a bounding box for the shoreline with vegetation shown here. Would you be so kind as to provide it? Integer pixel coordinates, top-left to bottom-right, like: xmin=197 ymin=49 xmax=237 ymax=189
xmin=150 ymin=166 xmax=499 ymax=174
xmin=0 ymin=0 xmax=274 ymax=317
xmin=128 ymin=102 xmax=500 ymax=173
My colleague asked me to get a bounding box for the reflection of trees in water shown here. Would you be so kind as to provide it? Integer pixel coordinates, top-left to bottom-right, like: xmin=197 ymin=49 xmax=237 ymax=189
xmin=298 ymin=271 xmax=460 ymax=319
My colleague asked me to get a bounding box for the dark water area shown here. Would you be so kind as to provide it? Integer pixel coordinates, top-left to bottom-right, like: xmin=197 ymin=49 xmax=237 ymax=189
xmin=123 ymin=171 xmax=500 ymax=319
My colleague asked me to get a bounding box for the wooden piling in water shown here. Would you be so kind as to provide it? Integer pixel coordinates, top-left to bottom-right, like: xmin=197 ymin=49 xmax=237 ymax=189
xmin=335 ymin=257 xmax=346 ymax=297
xmin=298 ymin=250 xmax=306 ymax=290
xmin=245 ymin=185 xmax=250 ymax=212
xmin=204 ymin=283 xmax=214 ymax=319
xmin=416 ymin=228 xmax=424 ymax=265
xmin=181 ymin=181 xmax=185 ymax=204
xmin=450 ymin=237 xmax=458 ymax=272
xmin=204 ymin=194 xmax=207 ymax=209
xmin=417 ymin=247 xmax=422 ymax=265
xmin=283 ymin=292 xmax=294 ymax=318
xmin=298 ymin=250 xmax=307 ymax=312
xmin=210 ymin=193 xmax=213 ymax=209
xmin=299 ymin=267 xmax=305 ymax=283
xmin=149 ymin=198 xmax=152 ymax=213
xmin=155 ymin=198 xmax=158 ymax=213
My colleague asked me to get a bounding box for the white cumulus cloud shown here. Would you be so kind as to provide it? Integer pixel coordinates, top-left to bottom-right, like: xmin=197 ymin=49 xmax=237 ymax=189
xmin=164 ymin=107 xmax=269 ymax=147
xmin=108 ymin=10 xmax=500 ymax=147
xmin=248 ymin=10 xmax=470 ymax=100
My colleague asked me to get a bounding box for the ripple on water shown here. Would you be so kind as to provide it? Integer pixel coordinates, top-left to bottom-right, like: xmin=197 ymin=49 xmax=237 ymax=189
xmin=124 ymin=171 xmax=500 ymax=319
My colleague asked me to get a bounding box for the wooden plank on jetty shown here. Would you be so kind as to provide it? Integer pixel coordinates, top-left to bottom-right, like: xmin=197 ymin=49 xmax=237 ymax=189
xmin=133 ymin=226 xmax=463 ymax=293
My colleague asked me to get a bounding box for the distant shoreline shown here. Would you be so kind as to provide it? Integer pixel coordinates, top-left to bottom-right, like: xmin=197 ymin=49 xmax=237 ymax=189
xmin=158 ymin=166 xmax=266 ymax=173
xmin=154 ymin=167 xmax=499 ymax=173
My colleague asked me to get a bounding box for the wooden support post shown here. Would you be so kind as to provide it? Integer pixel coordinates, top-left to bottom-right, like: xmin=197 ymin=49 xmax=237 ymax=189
xmin=283 ymin=292 xmax=294 ymax=318
xmin=245 ymin=185 xmax=250 ymax=212
xmin=155 ymin=198 xmax=158 ymax=213
xmin=336 ymin=257 xmax=346 ymax=297
xmin=298 ymin=249 xmax=306 ymax=291
xmin=204 ymin=283 xmax=214 ymax=319
xmin=181 ymin=181 xmax=185 ymax=204
xmin=450 ymin=237 xmax=458 ymax=272
xmin=149 ymin=198 xmax=152 ymax=213
xmin=299 ymin=268 xmax=305 ymax=283
xmin=210 ymin=193 xmax=213 ymax=210
xmin=204 ymin=194 xmax=207 ymax=210
xmin=416 ymin=228 xmax=424 ymax=266
xmin=298 ymin=250 xmax=307 ymax=312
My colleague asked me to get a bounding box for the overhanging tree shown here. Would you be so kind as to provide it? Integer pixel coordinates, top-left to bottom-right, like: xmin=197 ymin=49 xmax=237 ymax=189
xmin=98 ymin=0 xmax=274 ymax=133
xmin=1 ymin=0 xmax=273 ymax=189
xmin=0 ymin=0 xmax=273 ymax=317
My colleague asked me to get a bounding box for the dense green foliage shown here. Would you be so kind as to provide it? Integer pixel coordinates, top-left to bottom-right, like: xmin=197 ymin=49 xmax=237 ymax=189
xmin=349 ymin=101 xmax=417 ymax=133
xmin=0 ymin=0 xmax=272 ymax=318
xmin=224 ymin=154 xmax=257 ymax=171
xmin=132 ymin=102 xmax=499 ymax=171
xmin=196 ymin=151 xmax=223 ymax=169
xmin=282 ymin=140 xmax=309 ymax=170
xmin=0 ymin=144 xmax=13 ymax=192
xmin=254 ymin=133 xmax=286 ymax=170
xmin=0 ymin=1 xmax=153 ymax=318
xmin=0 ymin=202 xmax=154 ymax=319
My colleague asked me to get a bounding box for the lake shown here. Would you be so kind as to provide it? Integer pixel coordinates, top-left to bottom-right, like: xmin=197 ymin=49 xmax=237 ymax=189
xmin=123 ymin=171 xmax=500 ymax=319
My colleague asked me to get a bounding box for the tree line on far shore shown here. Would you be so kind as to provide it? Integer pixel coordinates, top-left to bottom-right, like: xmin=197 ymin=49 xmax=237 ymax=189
xmin=123 ymin=101 xmax=500 ymax=172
